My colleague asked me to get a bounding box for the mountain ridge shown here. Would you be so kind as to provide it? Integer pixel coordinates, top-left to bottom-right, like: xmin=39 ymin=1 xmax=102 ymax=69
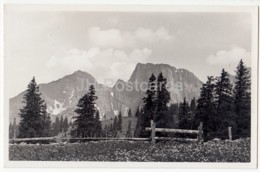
xmin=9 ymin=63 xmax=204 ymax=123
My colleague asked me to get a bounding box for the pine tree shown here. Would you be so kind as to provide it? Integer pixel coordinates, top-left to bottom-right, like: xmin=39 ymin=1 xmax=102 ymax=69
xmin=10 ymin=119 xmax=19 ymax=139
xmin=18 ymin=77 xmax=47 ymax=138
xmin=135 ymin=73 xmax=171 ymax=137
xmin=113 ymin=116 xmax=118 ymax=134
xmin=135 ymin=107 xmax=140 ymax=117
xmin=128 ymin=109 xmax=132 ymax=117
xmin=178 ymin=97 xmax=191 ymax=129
xmin=41 ymin=104 xmax=52 ymax=137
xmin=138 ymin=74 xmax=157 ymax=137
xmin=53 ymin=117 xmax=60 ymax=136
xmin=168 ymin=103 xmax=178 ymax=128
xmin=190 ymin=97 xmax=196 ymax=114
xmin=156 ymin=72 xmax=171 ymax=113
xmin=109 ymin=123 xmax=113 ymax=133
xmin=126 ymin=120 xmax=132 ymax=137
xmin=63 ymin=116 xmax=69 ymax=132
xmin=104 ymin=125 xmax=108 ymax=137
xmin=195 ymin=76 xmax=216 ymax=140
xmin=189 ymin=98 xmax=197 ymax=129
xmin=94 ymin=111 xmax=102 ymax=137
xmin=233 ymin=60 xmax=251 ymax=138
xmin=60 ymin=115 xmax=64 ymax=132
xmin=214 ymin=69 xmax=234 ymax=139
xmin=155 ymin=72 xmax=171 ymax=130
xmin=134 ymin=108 xmax=143 ymax=137
xmin=71 ymin=85 xmax=98 ymax=138
xmin=9 ymin=122 xmax=13 ymax=139
xmin=117 ymin=111 xmax=123 ymax=131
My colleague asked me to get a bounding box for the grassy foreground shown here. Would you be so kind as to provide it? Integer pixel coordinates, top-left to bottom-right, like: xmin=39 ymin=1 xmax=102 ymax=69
xmin=9 ymin=138 xmax=250 ymax=162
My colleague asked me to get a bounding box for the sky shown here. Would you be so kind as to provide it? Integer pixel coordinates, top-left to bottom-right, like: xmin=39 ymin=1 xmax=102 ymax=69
xmin=5 ymin=6 xmax=252 ymax=98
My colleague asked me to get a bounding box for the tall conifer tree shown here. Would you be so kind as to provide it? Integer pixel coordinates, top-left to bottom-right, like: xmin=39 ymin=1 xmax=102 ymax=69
xmin=178 ymin=97 xmax=191 ymax=129
xmin=139 ymin=74 xmax=157 ymax=137
xmin=156 ymin=72 xmax=171 ymax=113
xmin=94 ymin=111 xmax=102 ymax=137
xmin=53 ymin=116 xmax=60 ymax=136
xmin=18 ymin=77 xmax=48 ymax=138
xmin=113 ymin=116 xmax=118 ymax=135
xmin=190 ymin=98 xmax=196 ymax=114
xmin=41 ymin=104 xmax=52 ymax=137
xmin=233 ymin=60 xmax=251 ymax=138
xmin=63 ymin=116 xmax=69 ymax=132
xmin=214 ymin=69 xmax=234 ymax=138
xmin=155 ymin=72 xmax=171 ymax=129
xmin=195 ymin=76 xmax=216 ymax=140
xmin=117 ymin=111 xmax=123 ymax=131
xmin=71 ymin=85 xmax=98 ymax=138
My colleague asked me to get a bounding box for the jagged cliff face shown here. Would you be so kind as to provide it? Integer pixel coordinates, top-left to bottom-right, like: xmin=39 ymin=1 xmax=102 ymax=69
xmin=9 ymin=63 xmax=203 ymax=123
xmin=109 ymin=63 xmax=203 ymax=118
xmin=129 ymin=63 xmax=202 ymax=103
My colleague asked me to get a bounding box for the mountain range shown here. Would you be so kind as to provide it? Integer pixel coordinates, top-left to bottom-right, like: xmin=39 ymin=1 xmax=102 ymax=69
xmin=9 ymin=63 xmax=204 ymax=123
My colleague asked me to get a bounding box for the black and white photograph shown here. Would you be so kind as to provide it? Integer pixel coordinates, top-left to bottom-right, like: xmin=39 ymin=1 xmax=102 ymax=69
xmin=3 ymin=4 xmax=258 ymax=168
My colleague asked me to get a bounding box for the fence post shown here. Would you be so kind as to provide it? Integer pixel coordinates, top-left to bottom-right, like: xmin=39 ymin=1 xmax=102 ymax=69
xmin=228 ymin=127 xmax=232 ymax=141
xmin=197 ymin=122 xmax=203 ymax=142
xmin=151 ymin=120 xmax=156 ymax=144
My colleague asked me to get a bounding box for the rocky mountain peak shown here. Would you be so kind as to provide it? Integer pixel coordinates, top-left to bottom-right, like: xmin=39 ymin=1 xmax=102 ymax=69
xmin=10 ymin=63 xmax=203 ymax=123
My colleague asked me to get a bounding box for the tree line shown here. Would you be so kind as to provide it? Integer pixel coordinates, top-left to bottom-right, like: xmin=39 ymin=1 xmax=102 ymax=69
xmin=103 ymin=110 xmax=135 ymax=138
xmin=9 ymin=115 xmax=71 ymax=138
xmin=195 ymin=60 xmax=250 ymax=140
xmin=52 ymin=116 xmax=71 ymax=136
xmin=12 ymin=59 xmax=250 ymax=141
xmin=103 ymin=112 xmax=123 ymax=137
xmin=134 ymin=60 xmax=250 ymax=140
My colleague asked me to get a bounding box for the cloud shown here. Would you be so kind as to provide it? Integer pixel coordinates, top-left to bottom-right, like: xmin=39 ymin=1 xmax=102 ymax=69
xmin=88 ymin=27 xmax=129 ymax=48
xmin=46 ymin=47 xmax=152 ymax=84
xmin=88 ymin=27 xmax=174 ymax=48
xmin=135 ymin=27 xmax=173 ymax=42
xmin=206 ymin=46 xmax=251 ymax=67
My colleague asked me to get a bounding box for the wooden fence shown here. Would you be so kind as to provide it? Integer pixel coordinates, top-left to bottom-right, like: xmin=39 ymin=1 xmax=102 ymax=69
xmin=145 ymin=120 xmax=203 ymax=144
xmin=9 ymin=137 xmax=151 ymax=144
xmin=10 ymin=120 xmax=234 ymax=144
xmin=9 ymin=121 xmax=203 ymax=144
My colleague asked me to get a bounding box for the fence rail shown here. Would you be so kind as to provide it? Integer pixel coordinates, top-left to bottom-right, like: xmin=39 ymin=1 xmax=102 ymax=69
xmin=9 ymin=137 xmax=56 ymax=144
xmin=154 ymin=137 xmax=198 ymax=142
xmin=62 ymin=137 xmax=151 ymax=142
xmin=9 ymin=137 xmax=152 ymax=144
xmin=145 ymin=128 xmax=199 ymax=134
xmin=145 ymin=120 xmax=203 ymax=144
xmin=9 ymin=136 xmax=200 ymax=144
